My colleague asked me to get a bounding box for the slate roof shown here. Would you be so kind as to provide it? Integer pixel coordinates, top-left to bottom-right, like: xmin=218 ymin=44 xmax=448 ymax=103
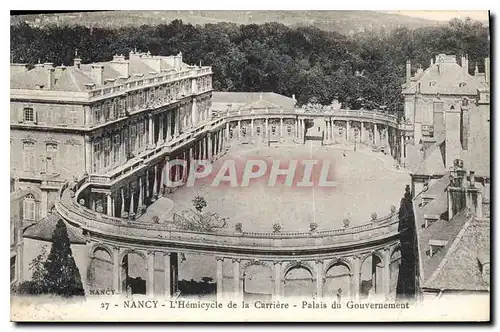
xmin=212 ymin=92 xmax=296 ymax=110
xmin=424 ymin=218 xmax=490 ymax=291
xmin=23 ymin=212 xmax=86 ymax=244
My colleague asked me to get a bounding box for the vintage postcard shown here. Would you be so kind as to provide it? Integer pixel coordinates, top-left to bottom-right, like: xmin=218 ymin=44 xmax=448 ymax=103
xmin=9 ymin=10 xmax=490 ymax=322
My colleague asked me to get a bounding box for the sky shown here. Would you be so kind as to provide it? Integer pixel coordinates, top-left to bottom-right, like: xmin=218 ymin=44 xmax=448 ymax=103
xmin=384 ymin=10 xmax=489 ymax=22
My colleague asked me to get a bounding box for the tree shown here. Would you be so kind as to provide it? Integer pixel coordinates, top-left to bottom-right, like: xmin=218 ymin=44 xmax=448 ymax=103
xmin=43 ymin=220 xmax=85 ymax=297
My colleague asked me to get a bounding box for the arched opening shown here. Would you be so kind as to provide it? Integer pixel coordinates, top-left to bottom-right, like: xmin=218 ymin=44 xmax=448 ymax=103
xmin=121 ymin=251 xmax=147 ymax=295
xmin=360 ymin=253 xmax=383 ymax=299
xmin=88 ymin=247 xmax=113 ymax=290
xmin=243 ymin=263 xmax=273 ymax=301
xmin=324 ymin=262 xmax=351 ymax=300
xmin=284 ymin=265 xmax=314 ymax=298
xmin=389 ymin=248 xmax=402 ymax=298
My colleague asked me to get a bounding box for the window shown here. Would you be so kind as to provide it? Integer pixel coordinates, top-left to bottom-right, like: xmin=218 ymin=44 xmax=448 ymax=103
xmin=23 ymin=142 xmax=35 ymax=171
xmin=93 ymin=142 xmax=101 ymax=173
xmin=113 ymin=134 xmax=120 ymax=165
xmin=93 ymin=105 xmax=100 ymax=125
xmin=104 ymin=138 xmax=111 ymax=168
xmin=23 ymin=107 xmax=34 ymax=122
xmin=287 ymin=126 xmax=292 ymax=136
xmin=10 ymin=256 xmax=16 ymax=283
xmin=271 ymin=126 xmax=276 ymax=135
xmin=138 ymin=121 xmax=144 ymax=149
xmin=130 ymin=125 xmax=137 ymax=152
xmin=459 ymin=82 xmax=467 ymax=87
xmin=241 ymin=127 xmax=246 ymax=137
xmin=69 ymin=111 xmax=77 ymax=125
xmin=256 ymin=126 xmax=261 ymax=136
xmin=23 ymin=194 xmax=36 ymax=221
xmin=46 ymin=143 xmax=57 ymax=173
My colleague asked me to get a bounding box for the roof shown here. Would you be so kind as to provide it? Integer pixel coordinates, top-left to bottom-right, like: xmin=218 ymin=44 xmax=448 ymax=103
xmin=424 ymin=218 xmax=490 ymax=291
xmin=212 ymin=92 xmax=296 ymax=110
xmin=23 ymin=213 xmax=86 ymax=244
xmin=403 ymin=55 xmax=485 ymax=96
xmin=413 ymin=138 xmax=446 ymax=175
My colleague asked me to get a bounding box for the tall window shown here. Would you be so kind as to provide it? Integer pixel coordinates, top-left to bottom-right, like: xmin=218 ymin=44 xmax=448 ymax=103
xmin=103 ymin=138 xmax=111 ymax=169
xmin=23 ymin=107 xmax=34 ymax=122
xmin=23 ymin=194 xmax=36 ymax=221
xmin=46 ymin=143 xmax=57 ymax=173
xmin=93 ymin=141 xmax=101 ymax=173
xmin=130 ymin=125 xmax=137 ymax=152
xmin=113 ymin=134 xmax=120 ymax=165
xmin=23 ymin=142 xmax=35 ymax=171
xmin=93 ymin=105 xmax=100 ymax=125
xmin=138 ymin=122 xmax=144 ymax=150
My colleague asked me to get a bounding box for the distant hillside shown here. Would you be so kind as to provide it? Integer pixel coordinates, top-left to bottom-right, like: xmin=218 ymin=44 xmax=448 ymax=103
xmin=11 ymin=10 xmax=446 ymax=35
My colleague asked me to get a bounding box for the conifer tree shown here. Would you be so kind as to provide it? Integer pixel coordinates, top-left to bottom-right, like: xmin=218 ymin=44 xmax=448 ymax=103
xmin=43 ymin=220 xmax=85 ymax=297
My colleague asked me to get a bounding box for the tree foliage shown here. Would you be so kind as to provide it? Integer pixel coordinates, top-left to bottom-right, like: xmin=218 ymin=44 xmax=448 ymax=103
xmin=13 ymin=220 xmax=85 ymax=297
xmin=11 ymin=18 xmax=489 ymax=115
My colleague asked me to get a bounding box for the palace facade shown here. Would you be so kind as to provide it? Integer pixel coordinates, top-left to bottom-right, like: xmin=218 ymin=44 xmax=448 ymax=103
xmin=11 ymin=51 xmax=412 ymax=300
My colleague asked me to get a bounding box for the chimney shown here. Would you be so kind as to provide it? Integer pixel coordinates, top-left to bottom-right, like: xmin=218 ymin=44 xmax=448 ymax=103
xmin=141 ymin=55 xmax=161 ymax=73
xmin=44 ymin=63 xmax=55 ymax=89
xmin=460 ymin=102 xmax=470 ymax=151
xmin=91 ymin=64 xmax=104 ymax=86
xmin=174 ymin=52 xmax=183 ymax=69
xmin=448 ymin=165 xmax=484 ymax=219
xmin=463 ymin=54 xmax=469 ymax=75
xmin=110 ymin=55 xmax=129 ymax=78
xmin=406 ymin=59 xmax=411 ymax=85
xmin=433 ymin=99 xmax=445 ymax=137
xmin=485 ymin=57 xmax=490 ymax=85
xmin=74 ymin=57 xmax=82 ymax=69
xmin=475 ymin=64 xmax=479 ymax=76
xmin=445 ymin=106 xmax=462 ymax=169
xmin=10 ymin=63 xmax=29 ymax=76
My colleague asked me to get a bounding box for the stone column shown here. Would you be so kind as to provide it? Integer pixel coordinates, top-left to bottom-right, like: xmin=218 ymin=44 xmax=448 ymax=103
xmin=138 ymin=177 xmax=143 ymax=208
xmin=152 ymin=165 xmax=158 ymax=201
xmin=157 ymin=114 xmax=164 ymax=146
xmin=160 ymin=158 xmax=167 ymax=196
xmin=360 ymin=122 xmax=365 ymax=143
xmin=106 ymin=193 xmax=113 ymax=217
xmin=148 ymin=114 xmax=154 ymax=147
xmin=225 ymin=122 xmax=230 ymax=143
xmin=84 ymin=135 xmax=92 ymax=174
xmin=265 ymin=118 xmax=269 ymax=138
xmin=280 ymin=118 xmax=284 ymax=138
xmin=164 ymin=252 xmax=171 ymax=298
xmin=316 ymin=260 xmax=324 ymax=299
xmin=351 ymin=256 xmax=361 ymax=301
xmin=382 ymin=248 xmax=391 ymax=297
xmin=147 ymin=251 xmax=155 ymax=296
xmin=113 ymin=246 xmax=120 ymax=293
xmin=174 ymin=109 xmax=180 ymax=136
xmin=273 ymin=261 xmax=282 ymax=300
xmin=374 ymin=123 xmax=379 ymax=146
xmin=325 ymin=121 xmax=329 ymax=141
xmin=120 ymin=187 xmax=125 ymax=218
xmin=216 ymin=256 xmax=224 ymax=302
xmin=233 ymin=258 xmax=241 ymax=301
xmin=346 ymin=121 xmax=350 ymax=141
xmin=250 ymin=119 xmax=254 ymax=137
xmin=295 ymin=119 xmax=299 ymax=139
xmin=400 ymin=134 xmax=405 ymax=165
xmin=330 ymin=119 xmax=335 ymax=141
xmin=237 ymin=121 xmax=241 ymax=140
xmin=129 ymin=185 xmax=135 ymax=217
xmin=208 ymin=134 xmax=213 ymax=160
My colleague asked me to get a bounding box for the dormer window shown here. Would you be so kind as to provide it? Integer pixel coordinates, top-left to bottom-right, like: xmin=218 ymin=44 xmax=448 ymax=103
xmin=459 ymin=82 xmax=467 ymax=87
xmin=427 ymin=239 xmax=448 ymax=257
xmin=429 ymin=81 xmax=437 ymax=87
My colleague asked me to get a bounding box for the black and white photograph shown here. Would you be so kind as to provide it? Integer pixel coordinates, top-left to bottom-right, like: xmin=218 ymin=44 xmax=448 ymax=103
xmin=8 ymin=9 xmax=491 ymax=322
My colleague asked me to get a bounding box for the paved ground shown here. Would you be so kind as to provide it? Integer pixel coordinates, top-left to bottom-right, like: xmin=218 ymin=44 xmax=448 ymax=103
xmin=167 ymin=142 xmax=410 ymax=233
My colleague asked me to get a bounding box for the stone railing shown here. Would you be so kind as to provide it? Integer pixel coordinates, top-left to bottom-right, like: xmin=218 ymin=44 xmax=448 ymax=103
xmin=56 ymin=179 xmax=401 ymax=252
xmin=224 ymin=108 xmax=399 ymax=126
xmin=89 ymin=67 xmax=212 ymax=100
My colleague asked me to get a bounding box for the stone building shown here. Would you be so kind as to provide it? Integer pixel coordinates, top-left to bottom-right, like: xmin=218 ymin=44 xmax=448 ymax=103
xmin=402 ymin=53 xmax=489 ymax=144
xmin=413 ymin=159 xmax=490 ymax=298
